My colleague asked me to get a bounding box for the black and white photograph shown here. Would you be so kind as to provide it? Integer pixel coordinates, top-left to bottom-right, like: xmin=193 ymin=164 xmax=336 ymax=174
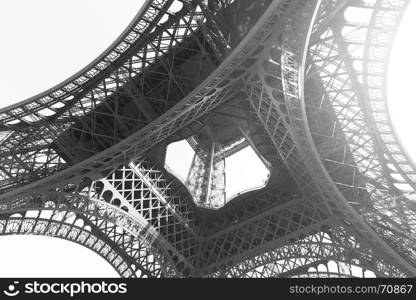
xmin=0 ymin=0 xmax=415 ymax=297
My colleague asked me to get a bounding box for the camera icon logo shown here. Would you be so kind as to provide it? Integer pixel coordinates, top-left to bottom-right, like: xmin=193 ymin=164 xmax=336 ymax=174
xmin=3 ymin=281 xmax=20 ymax=297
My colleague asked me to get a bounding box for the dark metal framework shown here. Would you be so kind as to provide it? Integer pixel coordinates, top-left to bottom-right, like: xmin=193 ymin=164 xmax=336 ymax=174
xmin=0 ymin=0 xmax=415 ymax=277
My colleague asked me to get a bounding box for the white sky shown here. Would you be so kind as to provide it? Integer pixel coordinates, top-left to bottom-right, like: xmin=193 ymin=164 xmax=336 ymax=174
xmin=224 ymin=146 xmax=269 ymax=197
xmin=0 ymin=0 xmax=144 ymax=106
xmin=165 ymin=140 xmax=195 ymax=183
xmin=0 ymin=0 xmax=414 ymax=278
xmin=165 ymin=140 xmax=270 ymax=201
xmin=387 ymin=1 xmax=416 ymax=163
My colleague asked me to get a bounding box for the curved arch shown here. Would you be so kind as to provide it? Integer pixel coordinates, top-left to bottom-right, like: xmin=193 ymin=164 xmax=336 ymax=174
xmin=0 ymin=215 xmax=139 ymax=277
xmin=0 ymin=0 xmax=171 ymax=117
xmin=0 ymin=217 xmax=133 ymax=277
xmin=206 ymin=225 xmax=403 ymax=278
xmin=0 ymin=191 xmax=181 ymax=277
xmin=244 ymin=259 xmax=377 ymax=278
xmin=0 ymin=0 xmax=274 ymax=195
xmin=357 ymin=1 xmax=416 ymax=265
xmin=288 ymin=259 xmax=377 ymax=278
xmin=1 ymin=192 xmax=157 ymax=241
xmin=300 ymin=0 xmax=416 ymax=269
xmin=363 ymin=1 xmax=416 ymax=191
xmin=272 ymin=0 xmax=416 ymax=275
xmin=209 ymin=243 xmax=393 ymax=278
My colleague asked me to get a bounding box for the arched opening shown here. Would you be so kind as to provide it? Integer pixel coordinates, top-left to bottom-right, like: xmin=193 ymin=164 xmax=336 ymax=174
xmin=0 ymin=0 xmax=145 ymax=107
xmin=0 ymin=235 xmax=118 ymax=277
xmin=165 ymin=138 xmax=270 ymax=209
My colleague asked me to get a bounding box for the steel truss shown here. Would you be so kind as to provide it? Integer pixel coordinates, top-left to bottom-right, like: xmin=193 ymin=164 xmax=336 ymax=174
xmin=0 ymin=0 xmax=415 ymax=277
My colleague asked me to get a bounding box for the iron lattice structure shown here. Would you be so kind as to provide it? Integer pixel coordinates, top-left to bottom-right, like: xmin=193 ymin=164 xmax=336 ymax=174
xmin=0 ymin=0 xmax=415 ymax=278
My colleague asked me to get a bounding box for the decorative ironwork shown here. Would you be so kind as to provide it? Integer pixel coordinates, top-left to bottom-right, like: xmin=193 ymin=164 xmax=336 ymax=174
xmin=0 ymin=0 xmax=415 ymax=277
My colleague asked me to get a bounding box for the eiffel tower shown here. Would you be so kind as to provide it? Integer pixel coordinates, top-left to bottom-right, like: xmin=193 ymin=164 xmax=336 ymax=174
xmin=0 ymin=0 xmax=415 ymax=278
